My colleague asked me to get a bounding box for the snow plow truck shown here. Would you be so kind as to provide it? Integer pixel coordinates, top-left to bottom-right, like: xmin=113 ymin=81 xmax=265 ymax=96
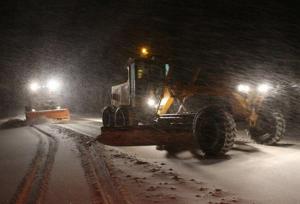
xmin=98 ymin=48 xmax=286 ymax=155
xmin=25 ymin=79 xmax=70 ymax=122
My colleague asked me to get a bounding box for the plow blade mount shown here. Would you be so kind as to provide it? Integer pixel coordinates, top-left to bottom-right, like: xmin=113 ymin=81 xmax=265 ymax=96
xmin=26 ymin=109 xmax=70 ymax=121
xmin=97 ymin=126 xmax=193 ymax=146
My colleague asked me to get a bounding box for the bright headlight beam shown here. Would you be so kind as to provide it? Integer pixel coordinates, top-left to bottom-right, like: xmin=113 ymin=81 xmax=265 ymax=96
xmin=147 ymin=98 xmax=156 ymax=107
xmin=257 ymin=83 xmax=272 ymax=93
xmin=237 ymin=84 xmax=250 ymax=94
xmin=29 ymin=82 xmax=40 ymax=92
xmin=47 ymin=79 xmax=60 ymax=91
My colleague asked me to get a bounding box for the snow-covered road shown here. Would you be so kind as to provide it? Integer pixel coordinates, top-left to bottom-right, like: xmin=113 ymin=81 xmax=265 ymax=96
xmin=0 ymin=120 xmax=127 ymax=204
xmin=0 ymin=127 xmax=40 ymax=203
xmin=1 ymin=117 xmax=300 ymax=204
xmin=60 ymin=118 xmax=300 ymax=204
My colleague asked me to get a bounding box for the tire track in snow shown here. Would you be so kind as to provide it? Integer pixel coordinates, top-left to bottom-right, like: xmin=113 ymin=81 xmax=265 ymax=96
xmin=10 ymin=126 xmax=58 ymax=204
xmin=57 ymin=123 xmax=100 ymax=138
xmin=52 ymin=125 xmax=129 ymax=204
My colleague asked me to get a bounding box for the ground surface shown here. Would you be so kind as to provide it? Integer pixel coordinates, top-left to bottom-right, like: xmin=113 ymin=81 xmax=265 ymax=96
xmin=1 ymin=116 xmax=300 ymax=204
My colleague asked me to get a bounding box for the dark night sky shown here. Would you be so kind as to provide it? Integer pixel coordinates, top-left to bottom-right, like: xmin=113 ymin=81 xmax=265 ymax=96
xmin=0 ymin=0 xmax=299 ymax=117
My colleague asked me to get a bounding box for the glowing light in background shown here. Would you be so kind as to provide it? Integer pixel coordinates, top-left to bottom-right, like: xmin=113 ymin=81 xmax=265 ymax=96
xmin=47 ymin=79 xmax=60 ymax=91
xmin=257 ymin=83 xmax=272 ymax=93
xmin=237 ymin=84 xmax=251 ymax=93
xmin=29 ymin=82 xmax=40 ymax=92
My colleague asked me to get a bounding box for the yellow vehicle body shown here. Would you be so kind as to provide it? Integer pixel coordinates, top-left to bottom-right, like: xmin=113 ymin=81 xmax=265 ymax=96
xmin=157 ymin=82 xmax=265 ymax=126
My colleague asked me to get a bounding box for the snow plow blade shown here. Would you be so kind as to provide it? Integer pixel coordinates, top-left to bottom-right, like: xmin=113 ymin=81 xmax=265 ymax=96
xmin=25 ymin=109 xmax=70 ymax=121
xmin=97 ymin=126 xmax=193 ymax=146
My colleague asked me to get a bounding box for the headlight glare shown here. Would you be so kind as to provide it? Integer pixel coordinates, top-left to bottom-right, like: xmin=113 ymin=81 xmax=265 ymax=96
xmin=257 ymin=83 xmax=272 ymax=93
xmin=147 ymin=98 xmax=156 ymax=107
xmin=47 ymin=79 xmax=60 ymax=91
xmin=237 ymin=84 xmax=250 ymax=94
xmin=29 ymin=82 xmax=40 ymax=92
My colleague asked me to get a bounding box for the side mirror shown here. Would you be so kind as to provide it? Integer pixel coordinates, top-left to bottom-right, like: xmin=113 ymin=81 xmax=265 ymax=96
xmin=165 ymin=64 xmax=170 ymax=76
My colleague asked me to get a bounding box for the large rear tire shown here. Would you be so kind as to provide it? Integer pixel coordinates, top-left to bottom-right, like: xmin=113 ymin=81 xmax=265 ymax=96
xmin=102 ymin=106 xmax=115 ymax=127
xmin=115 ymin=107 xmax=129 ymax=127
xmin=193 ymin=106 xmax=236 ymax=156
xmin=249 ymin=112 xmax=285 ymax=145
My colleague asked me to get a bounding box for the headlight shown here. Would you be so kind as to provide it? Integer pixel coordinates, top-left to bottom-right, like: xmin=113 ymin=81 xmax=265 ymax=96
xmin=147 ymin=98 xmax=156 ymax=107
xmin=29 ymin=82 xmax=40 ymax=92
xmin=237 ymin=84 xmax=250 ymax=94
xmin=257 ymin=83 xmax=272 ymax=94
xmin=47 ymin=79 xmax=60 ymax=91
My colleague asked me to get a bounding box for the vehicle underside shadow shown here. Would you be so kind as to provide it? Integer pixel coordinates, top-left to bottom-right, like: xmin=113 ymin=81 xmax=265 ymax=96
xmin=160 ymin=140 xmax=271 ymax=164
xmin=159 ymin=145 xmax=232 ymax=164
xmin=271 ymin=143 xmax=294 ymax=147
xmin=232 ymin=141 xmax=260 ymax=153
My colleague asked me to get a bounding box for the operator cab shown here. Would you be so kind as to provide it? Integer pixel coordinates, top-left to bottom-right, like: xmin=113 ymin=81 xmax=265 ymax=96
xmin=111 ymin=56 xmax=169 ymax=121
xmin=130 ymin=57 xmax=167 ymax=105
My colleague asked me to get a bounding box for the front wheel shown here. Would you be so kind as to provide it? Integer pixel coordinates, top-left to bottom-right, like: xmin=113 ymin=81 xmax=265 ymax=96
xmin=249 ymin=112 xmax=285 ymax=145
xmin=193 ymin=106 xmax=236 ymax=156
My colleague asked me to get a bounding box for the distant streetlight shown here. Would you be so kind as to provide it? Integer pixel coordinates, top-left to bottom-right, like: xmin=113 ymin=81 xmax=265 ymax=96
xmin=141 ymin=47 xmax=149 ymax=57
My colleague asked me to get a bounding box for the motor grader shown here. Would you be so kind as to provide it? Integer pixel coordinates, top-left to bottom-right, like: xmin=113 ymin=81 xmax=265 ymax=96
xmin=98 ymin=48 xmax=285 ymax=155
